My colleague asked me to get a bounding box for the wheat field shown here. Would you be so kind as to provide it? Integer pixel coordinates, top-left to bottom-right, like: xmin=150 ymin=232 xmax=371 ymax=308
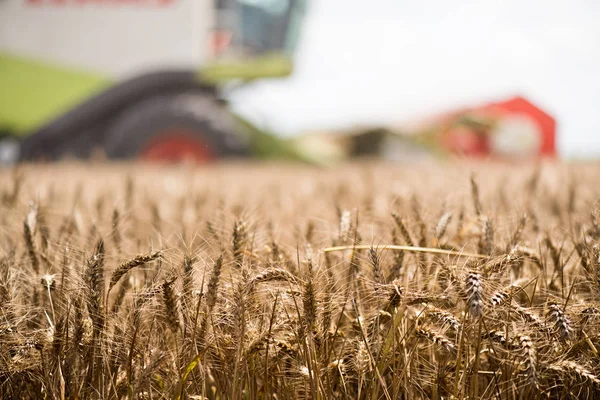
xmin=1 ymin=161 xmax=600 ymax=399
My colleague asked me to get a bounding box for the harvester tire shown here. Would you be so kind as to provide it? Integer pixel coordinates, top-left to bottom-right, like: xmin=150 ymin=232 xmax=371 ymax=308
xmin=103 ymin=93 xmax=250 ymax=162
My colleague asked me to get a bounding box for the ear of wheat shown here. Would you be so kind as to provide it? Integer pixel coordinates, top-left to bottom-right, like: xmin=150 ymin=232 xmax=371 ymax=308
xmin=2 ymin=163 xmax=600 ymax=399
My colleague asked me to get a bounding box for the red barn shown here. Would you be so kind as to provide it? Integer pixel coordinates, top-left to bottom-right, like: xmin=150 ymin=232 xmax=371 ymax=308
xmin=432 ymin=96 xmax=556 ymax=158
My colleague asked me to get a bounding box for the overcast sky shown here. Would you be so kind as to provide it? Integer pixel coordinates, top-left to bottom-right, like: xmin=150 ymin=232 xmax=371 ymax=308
xmin=230 ymin=0 xmax=600 ymax=159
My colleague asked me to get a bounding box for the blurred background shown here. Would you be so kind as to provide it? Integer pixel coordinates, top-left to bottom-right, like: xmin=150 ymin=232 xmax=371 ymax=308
xmin=1 ymin=0 xmax=599 ymax=164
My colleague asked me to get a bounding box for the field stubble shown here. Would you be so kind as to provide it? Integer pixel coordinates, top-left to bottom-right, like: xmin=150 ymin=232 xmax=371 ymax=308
xmin=1 ymin=161 xmax=600 ymax=399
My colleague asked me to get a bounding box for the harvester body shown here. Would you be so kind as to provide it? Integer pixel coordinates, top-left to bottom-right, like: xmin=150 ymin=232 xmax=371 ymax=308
xmin=0 ymin=0 xmax=306 ymax=162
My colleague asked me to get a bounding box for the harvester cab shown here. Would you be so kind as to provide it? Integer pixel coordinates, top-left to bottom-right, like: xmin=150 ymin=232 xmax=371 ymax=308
xmin=207 ymin=0 xmax=305 ymax=80
xmin=0 ymin=0 xmax=306 ymax=163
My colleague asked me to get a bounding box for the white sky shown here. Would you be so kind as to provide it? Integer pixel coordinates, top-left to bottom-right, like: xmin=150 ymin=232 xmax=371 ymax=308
xmin=230 ymin=0 xmax=600 ymax=159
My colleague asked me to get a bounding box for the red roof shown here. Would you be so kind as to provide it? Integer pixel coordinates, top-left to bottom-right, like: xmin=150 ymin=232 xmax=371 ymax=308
xmin=476 ymin=96 xmax=556 ymax=156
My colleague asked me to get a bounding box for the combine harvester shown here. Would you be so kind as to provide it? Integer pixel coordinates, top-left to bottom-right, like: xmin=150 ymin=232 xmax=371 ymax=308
xmin=0 ymin=0 xmax=306 ymax=162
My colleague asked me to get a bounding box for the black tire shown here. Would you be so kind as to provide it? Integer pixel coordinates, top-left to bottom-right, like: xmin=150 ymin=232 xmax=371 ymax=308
xmin=104 ymin=93 xmax=250 ymax=160
xmin=20 ymin=70 xmax=216 ymax=161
